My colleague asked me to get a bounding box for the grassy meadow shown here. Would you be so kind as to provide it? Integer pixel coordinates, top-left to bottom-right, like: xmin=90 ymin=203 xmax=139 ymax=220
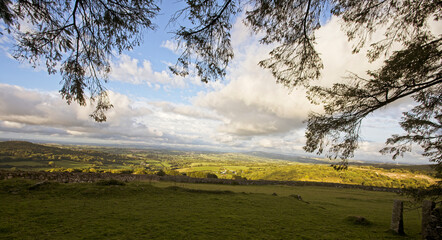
xmin=0 ymin=178 xmax=424 ymax=239
xmin=0 ymin=140 xmax=438 ymax=239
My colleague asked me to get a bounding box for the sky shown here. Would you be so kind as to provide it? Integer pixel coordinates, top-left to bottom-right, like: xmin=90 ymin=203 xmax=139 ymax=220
xmin=0 ymin=3 xmax=439 ymax=164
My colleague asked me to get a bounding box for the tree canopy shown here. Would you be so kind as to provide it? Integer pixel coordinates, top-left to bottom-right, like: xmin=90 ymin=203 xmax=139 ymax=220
xmin=1 ymin=0 xmax=159 ymax=121
xmin=0 ymin=0 xmax=441 ymax=169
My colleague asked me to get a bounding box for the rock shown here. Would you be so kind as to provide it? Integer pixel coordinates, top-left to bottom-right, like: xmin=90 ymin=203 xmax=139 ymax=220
xmin=422 ymin=200 xmax=441 ymax=240
xmin=390 ymin=200 xmax=405 ymax=235
xmin=345 ymin=216 xmax=371 ymax=226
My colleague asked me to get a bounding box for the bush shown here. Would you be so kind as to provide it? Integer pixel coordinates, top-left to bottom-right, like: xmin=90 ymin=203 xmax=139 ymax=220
xmin=156 ymin=169 xmax=166 ymax=176
xmin=206 ymin=173 xmax=218 ymax=179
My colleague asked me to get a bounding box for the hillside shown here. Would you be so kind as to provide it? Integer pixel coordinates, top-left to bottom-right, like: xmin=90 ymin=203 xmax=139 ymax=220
xmin=244 ymin=151 xmax=329 ymax=164
xmin=0 ymin=141 xmax=439 ymax=188
xmin=0 ymin=141 xmax=133 ymax=170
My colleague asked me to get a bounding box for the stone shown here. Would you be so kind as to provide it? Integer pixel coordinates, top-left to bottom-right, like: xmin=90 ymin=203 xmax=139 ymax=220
xmin=421 ymin=200 xmax=441 ymax=240
xmin=345 ymin=216 xmax=371 ymax=226
xmin=390 ymin=200 xmax=404 ymax=235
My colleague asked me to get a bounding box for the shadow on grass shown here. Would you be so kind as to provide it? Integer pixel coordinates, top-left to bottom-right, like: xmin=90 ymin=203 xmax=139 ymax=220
xmin=166 ymin=185 xmax=234 ymax=194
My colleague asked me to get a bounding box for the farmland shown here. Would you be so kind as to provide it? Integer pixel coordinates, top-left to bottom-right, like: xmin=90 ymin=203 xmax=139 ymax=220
xmin=0 ymin=140 xmax=440 ymax=239
xmin=0 ymin=141 xmax=438 ymax=189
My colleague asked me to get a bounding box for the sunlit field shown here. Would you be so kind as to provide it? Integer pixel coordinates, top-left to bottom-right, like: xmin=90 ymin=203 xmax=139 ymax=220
xmin=0 ymin=178 xmax=423 ymax=239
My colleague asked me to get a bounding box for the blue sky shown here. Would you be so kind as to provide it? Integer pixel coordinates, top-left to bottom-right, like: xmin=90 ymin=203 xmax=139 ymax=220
xmin=0 ymin=3 xmax=437 ymax=164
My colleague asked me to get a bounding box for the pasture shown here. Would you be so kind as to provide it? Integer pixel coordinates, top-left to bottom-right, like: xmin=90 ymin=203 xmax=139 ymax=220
xmin=0 ymin=178 xmax=423 ymax=239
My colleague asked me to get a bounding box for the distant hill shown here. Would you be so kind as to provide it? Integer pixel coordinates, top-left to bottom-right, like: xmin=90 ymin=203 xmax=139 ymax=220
xmin=244 ymin=151 xmax=329 ymax=164
xmin=243 ymin=150 xmax=437 ymax=172
xmin=0 ymin=141 xmax=72 ymax=155
xmin=0 ymin=141 xmax=131 ymax=165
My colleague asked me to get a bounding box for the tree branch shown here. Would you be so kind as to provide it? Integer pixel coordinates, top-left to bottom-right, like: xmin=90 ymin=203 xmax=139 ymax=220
xmin=303 ymin=0 xmax=312 ymax=41
xmin=186 ymin=0 xmax=232 ymax=35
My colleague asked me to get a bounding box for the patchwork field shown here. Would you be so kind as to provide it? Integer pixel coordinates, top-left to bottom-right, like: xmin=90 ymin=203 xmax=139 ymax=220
xmin=0 ymin=141 xmax=439 ymax=189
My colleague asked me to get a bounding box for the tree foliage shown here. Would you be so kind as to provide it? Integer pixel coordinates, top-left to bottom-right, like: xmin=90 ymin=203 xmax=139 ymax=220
xmin=169 ymin=0 xmax=238 ymax=83
xmin=1 ymin=0 xmax=159 ymax=121
xmin=173 ymin=0 xmax=441 ymax=170
xmin=305 ymin=37 xmax=441 ymax=164
xmin=171 ymin=0 xmax=442 ymax=170
xmin=0 ymin=1 xmax=441 ymax=169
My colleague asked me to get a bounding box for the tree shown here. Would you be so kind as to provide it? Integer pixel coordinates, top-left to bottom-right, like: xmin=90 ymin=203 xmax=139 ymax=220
xmin=1 ymin=1 xmax=441 ymax=169
xmin=171 ymin=0 xmax=441 ymax=171
xmin=1 ymin=0 xmax=159 ymax=121
xmin=304 ymin=36 xmax=441 ymax=169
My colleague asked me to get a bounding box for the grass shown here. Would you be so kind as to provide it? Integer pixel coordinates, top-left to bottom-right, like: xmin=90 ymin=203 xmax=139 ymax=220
xmin=0 ymin=178 xmax=423 ymax=239
xmin=1 ymin=141 xmax=438 ymax=189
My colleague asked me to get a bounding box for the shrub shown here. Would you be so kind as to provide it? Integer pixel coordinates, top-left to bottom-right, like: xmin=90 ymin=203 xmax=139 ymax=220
xmin=156 ymin=169 xmax=166 ymax=176
xmin=206 ymin=173 xmax=218 ymax=179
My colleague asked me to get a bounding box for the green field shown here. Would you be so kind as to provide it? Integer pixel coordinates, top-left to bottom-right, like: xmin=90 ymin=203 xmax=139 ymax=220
xmin=0 ymin=141 xmax=439 ymax=189
xmin=0 ymin=178 xmax=425 ymax=239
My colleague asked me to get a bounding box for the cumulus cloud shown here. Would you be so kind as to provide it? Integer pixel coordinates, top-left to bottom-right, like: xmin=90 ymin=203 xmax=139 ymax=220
xmin=109 ymin=54 xmax=186 ymax=88
xmin=150 ymin=101 xmax=221 ymax=120
xmin=189 ymin=15 xmax=427 ymax=162
xmin=194 ymin=20 xmax=317 ymax=137
xmin=0 ymin=14 xmax=433 ymax=163
xmin=0 ymin=84 xmax=162 ymax=141
xmin=0 ymin=83 xmax=230 ymax=150
xmin=196 ymin=16 xmax=415 ymax=140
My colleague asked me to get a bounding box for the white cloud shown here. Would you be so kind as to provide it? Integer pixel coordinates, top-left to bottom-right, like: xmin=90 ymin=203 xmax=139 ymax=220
xmin=109 ymin=54 xmax=187 ymax=88
xmin=190 ymin=15 xmax=427 ymax=163
xmin=0 ymin=84 xmax=162 ymax=141
xmin=0 ymin=13 xmax=434 ymax=164
xmin=314 ymin=17 xmax=386 ymax=87
xmin=0 ymin=34 xmax=13 ymax=58
xmin=161 ymin=40 xmax=182 ymax=54
xmin=231 ymin=15 xmax=254 ymax=48
xmin=354 ymin=141 xmax=427 ymax=164
xmin=0 ymin=120 xmax=25 ymax=129
xmin=258 ymin=139 xmax=275 ymax=148
xmin=0 ymin=83 xmax=229 ymax=150
xmin=150 ymin=101 xmax=221 ymax=120
xmin=194 ymin=19 xmax=317 ymax=137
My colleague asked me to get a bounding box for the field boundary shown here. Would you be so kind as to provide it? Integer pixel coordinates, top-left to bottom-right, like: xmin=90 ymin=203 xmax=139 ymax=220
xmin=0 ymin=170 xmax=402 ymax=193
